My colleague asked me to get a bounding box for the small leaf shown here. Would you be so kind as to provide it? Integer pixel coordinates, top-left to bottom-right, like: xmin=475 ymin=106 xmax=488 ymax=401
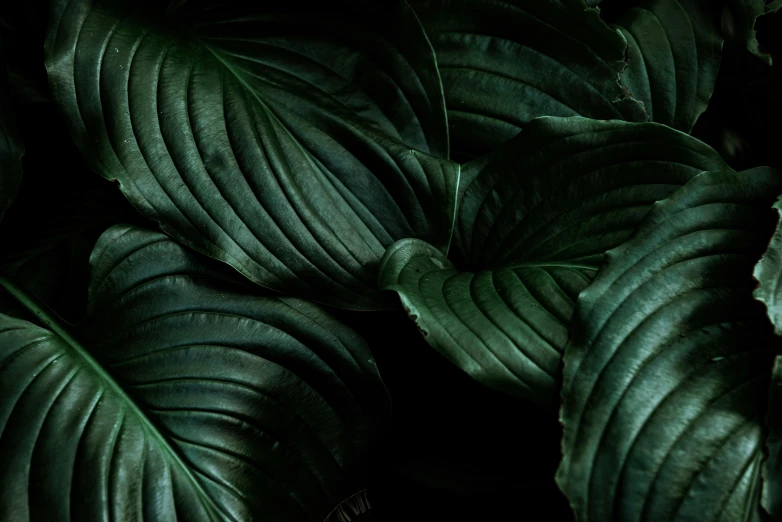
xmin=409 ymin=0 xmax=647 ymax=160
xmin=380 ymin=116 xmax=729 ymax=406
xmin=558 ymin=167 xmax=782 ymax=522
xmin=45 ymin=0 xmax=458 ymax=310
xmin=0 ymin=224 xmax=390 ymax=521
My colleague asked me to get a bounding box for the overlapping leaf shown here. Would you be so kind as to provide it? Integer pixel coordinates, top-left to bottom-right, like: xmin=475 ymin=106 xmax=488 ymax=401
xmin=764 ymin=356 xmax=782 ymax=520
xmin=45 ymin=0 xmax=459 ymax=310
xmin=0 ymin=224 xmax=390 ymax=521
xmin=558 ymin=168 xmax=782 ymax=522
xmin=753 ymin=195 xmax=782 ymax=335
xmin=379 ymin=117 xmax=729 ymax=406
xmin=408 ymin=0 xmax=647 ymax=160
xmin=754 ymin=195 xmax=782 ymax=519
xmin=606 ymin=0 xmax=723 ymax=132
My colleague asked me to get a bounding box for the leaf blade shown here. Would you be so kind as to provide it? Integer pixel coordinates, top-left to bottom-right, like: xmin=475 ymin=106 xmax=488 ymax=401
xmin=610 ymin=0 xmax=723 ymax=132
xmin=381 ymin=117 xmax=730 ymax=406
xmin=0 ymin=224 xmax=390 ymax=521
xmin=45 ymin=0 xmax=458 ymax=310
xmin=558 ymin=167 xmax=782 ymax=521
xmin=409 ymin=0 xmax=648 ymax=160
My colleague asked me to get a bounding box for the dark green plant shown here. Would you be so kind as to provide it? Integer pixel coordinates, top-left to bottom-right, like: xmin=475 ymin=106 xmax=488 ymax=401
xmin=2 ymin=0 xmax=782 ymax=520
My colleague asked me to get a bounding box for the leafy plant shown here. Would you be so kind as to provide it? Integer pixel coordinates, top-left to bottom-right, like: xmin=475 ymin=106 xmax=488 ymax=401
xmin=1 ymin=0 xmax=782 ymax=520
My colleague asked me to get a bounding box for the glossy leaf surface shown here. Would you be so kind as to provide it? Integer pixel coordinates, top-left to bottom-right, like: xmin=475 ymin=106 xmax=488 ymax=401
xmin=45 ymin=0 xmax=458 ymax=310
xmin=609 ymin=0 xmax=723 ymax=132
xmin=380 ymin=117 xmax=729 ymax=406
xmin=558 ymin=168 xmax=782 ymax=522
xmin=409 ymin=0 xmax=648 ymax=160
xmin=0 ymin=224 xmax=390 ymax=521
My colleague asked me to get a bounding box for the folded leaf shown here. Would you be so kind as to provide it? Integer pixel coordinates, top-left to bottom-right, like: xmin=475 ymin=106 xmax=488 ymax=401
xmin=753 ymin=194 xmax=782 ymax=335
xmin=558 ymin=167 xmax=782 ymax=522
xmin=608 ymin=0 xmax=723 ymax=132
xmin=0 ymin=224 xmax=390 ymax=521
xmin=724 ymin=0 xmax=782 ymax=65
xmin=379 ymin=117 xmax=729 ymax=406
xmin=409 ymin=0 xmax=647 ymax=160
xmin=45 ymin=0 xmax=458 ymax=310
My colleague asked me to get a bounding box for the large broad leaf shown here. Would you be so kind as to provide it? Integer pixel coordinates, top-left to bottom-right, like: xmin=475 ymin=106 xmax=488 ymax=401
xmin=723 ymin=0 xmax=782 ymax=65
xmin=557 ymin=167 xmax=782 ymax=522
xmin=764 ymin=356 xmax=782 ymax=520
xmin=45 ymin=0 xmax=459 ymax=310
xmin=378 ymin=116 xmax=729 ymax=407
xmin=753 ymin=194 xmax=782 ymax=335
xmin=0 ymin=39 xmax=23 ymax=220
xmin=0 ymin=224 xmax=390 ymax=521
xmin=605 ymin=0 xmax=723 ymax=133
xmin=408 ymin=0 xmax=647 ymax=160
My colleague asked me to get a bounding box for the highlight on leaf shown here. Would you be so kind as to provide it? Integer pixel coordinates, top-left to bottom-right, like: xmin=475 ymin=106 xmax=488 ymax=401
xmin=558 ymin=167 xmax=782 ymax=522
xmin=0 ymin=225 xmax=391 ymax=521
xmin=379 ymin=116 xmax=730 ymax=407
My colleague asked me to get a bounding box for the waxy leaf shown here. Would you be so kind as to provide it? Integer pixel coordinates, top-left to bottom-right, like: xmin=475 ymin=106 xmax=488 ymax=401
xmin=558 ymin=168 xmax=782 ymax=522
xmin=45 ymin=0 xmax=458 ymax=310
xmin=753 ymin=195 xmax=782 ymax=335
xmin=0 ymin=224 xmax=390 ymax=521
xmin=409 ymin=0 xmax=648 ymax=160
xmin=764 ymin=356 xmax=782 ymax=520
xmin=608 ymin=0 xmax=723 ymax=132
xmin=379 ymin=117 xmax=729 ymax=406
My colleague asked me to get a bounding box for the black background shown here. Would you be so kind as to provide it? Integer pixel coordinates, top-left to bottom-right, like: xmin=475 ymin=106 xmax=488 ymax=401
xmin=1 ymin=2 xmax=781 ymax=521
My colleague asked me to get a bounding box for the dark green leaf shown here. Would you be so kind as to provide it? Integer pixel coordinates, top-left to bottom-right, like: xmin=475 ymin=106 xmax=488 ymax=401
xmin=408 ymin=0 xmax=647 ymax=160
xmin=764 ymin=355 xmax=782 ymax=520
xmin=379 ymin=116 xmax=729 ymax=406
xmin=0 ymin=224 xmax=390 ymax=521
xmin=753 ymin=195 xmax=782 ymax=335
xmin=723 ymin=0 xmax=782 ymax=65
xmin=557 ymin=167 xmax=782 ymax=522
xmin=45 ymin=0 xmax=458 ymax=310
xmin=607 ymin=0 xmax=723 ymax=132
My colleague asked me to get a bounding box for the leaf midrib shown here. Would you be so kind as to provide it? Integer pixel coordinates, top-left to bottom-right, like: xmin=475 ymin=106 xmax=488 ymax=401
xmin=0 ymin=272 xmax=230 ymax=522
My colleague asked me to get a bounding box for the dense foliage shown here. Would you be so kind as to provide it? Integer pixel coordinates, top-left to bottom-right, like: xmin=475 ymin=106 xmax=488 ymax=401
xmin=1 ymin=0 xmax=782 ymax=520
